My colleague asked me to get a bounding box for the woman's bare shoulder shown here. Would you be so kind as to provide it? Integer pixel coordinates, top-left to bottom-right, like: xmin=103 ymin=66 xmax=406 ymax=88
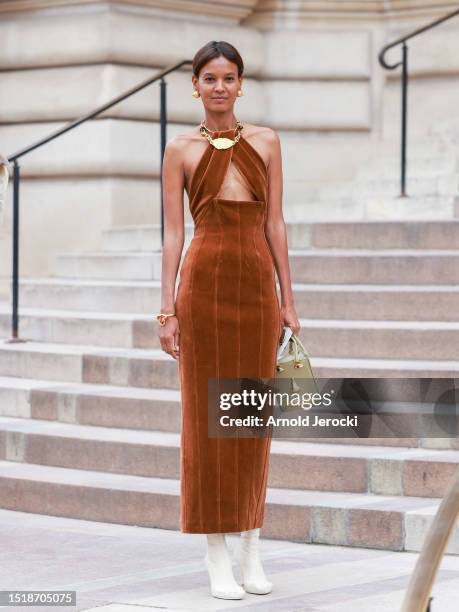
xmin=165 ymin=127 xmax=203 ymax=164
xmin=242 ymin=123 xmax=280 ymax=166
xmin=167 ymin=127 xmax=202 ymax=149
xmin=242 ymin=122 xmax=278 ymax=141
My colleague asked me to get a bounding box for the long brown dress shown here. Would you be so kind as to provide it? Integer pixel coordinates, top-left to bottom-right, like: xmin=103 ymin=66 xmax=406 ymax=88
xmin=174 ymin=128 xmax=282 ymax=534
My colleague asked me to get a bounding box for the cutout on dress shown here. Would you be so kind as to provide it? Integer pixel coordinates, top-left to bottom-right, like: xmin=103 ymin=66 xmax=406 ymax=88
xmin=215 ymin=159 xmax=258 ymax=202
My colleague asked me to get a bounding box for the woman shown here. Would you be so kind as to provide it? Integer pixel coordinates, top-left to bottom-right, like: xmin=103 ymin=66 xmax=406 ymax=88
xmin=157 ymin=40 xmax=300 ymax=600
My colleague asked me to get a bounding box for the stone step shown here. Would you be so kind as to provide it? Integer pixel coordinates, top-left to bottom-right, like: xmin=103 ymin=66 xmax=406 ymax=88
xmin=0 ymin=305 xmax=156 ymax=349
xmin=0 ymin=376 xmax=182 ymax=430
xmin=289 ymin=173 xmax=459 ymax=203
xmin=356 ymin=155 xmax=458 ymax=180
xmin=15 ymin=279 xmax=459 ymax=321
xmin=102 ymin=220 xmax=459 ymax=252
xmin=285 ymin=198 xmax=367 ymax=222
xmin=0 ymin=341 xmax=459 ymax=386
xmin=18 ymin=278 xmax=159 ymax=313
xmin=102 ymin=223 xmax=194 ymax=252
xmin=0 ymin=416 xmax=457 ymax=498
xmin=293 ymin=285 xmax=459 ymax=322
xmin=309 ymin=220 xmax=459 ymax=250
xmin=55 ymin=248 xmax=459 ymax=283
xmin=352 ymin=174 xmax=459 ymax=198
xmin=296 ymin=319 xmax=459 ymax=360
xmin=0 ymin=341 xmax=175 ymax=385
xmin=284 ymin=195 xmax=456 ymax=222
xmin=0 ymin=460 xmax=456 ymax=553
xmin=2 ymin=309 xmax=459 ymax=358
xmin=288 ymin=249 xmax=459 ymax=284
xmin=56 ymin=252 xmax=162 ymax=280
xmin=379 ymin=139 xmax=455 ymax=159
xmin=0 ymin=376 xmax=455 ymax=450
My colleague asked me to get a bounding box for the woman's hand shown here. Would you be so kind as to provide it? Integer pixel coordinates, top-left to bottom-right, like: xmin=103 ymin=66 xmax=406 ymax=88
xmin=158 ymin=316 xmax=180 ymax=360
xmin=281 ymin=303 xmax=300 ymax=336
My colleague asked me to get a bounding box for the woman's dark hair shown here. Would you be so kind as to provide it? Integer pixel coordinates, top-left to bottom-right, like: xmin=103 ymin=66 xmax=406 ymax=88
xmin=192 ymin=41 xmax=244 ymax=79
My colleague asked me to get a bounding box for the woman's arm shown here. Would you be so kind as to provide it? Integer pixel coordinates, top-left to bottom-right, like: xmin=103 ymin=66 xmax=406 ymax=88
xmin=158 ymin=137 xmax=185 ymax=359
xmin=264 ymin=129 xmax=300 ymax=336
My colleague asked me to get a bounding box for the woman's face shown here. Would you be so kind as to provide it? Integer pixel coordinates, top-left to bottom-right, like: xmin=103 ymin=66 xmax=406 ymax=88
xmin=192 ymin=55 xmax=242 ymax=113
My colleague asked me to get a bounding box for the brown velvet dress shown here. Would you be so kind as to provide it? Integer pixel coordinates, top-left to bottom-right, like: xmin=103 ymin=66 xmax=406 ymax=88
xmin=174 ymin=128 xmax=282 ymax=534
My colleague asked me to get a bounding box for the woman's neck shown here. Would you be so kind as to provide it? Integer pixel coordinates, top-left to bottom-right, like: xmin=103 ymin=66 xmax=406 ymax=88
xmin=203 ymin=113 xmax=238 ymax=132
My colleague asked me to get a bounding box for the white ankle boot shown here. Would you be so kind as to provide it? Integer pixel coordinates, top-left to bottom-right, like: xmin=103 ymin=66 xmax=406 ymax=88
xmin=204 ymin=534 xmax=245 ymax=600
xmin=236 ymin=528 xmax=272 ymax=595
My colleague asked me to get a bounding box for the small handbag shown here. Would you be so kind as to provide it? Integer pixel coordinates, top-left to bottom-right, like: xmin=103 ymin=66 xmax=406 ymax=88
xmin=275 ymin=326 xmax=319 ymax=411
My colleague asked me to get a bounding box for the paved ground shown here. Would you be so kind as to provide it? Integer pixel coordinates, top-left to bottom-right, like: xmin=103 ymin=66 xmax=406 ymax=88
xmin=0 ymin=508 xmax=458 ymax=612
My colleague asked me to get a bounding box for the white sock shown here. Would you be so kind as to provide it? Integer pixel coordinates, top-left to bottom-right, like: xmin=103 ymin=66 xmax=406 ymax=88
xmin=236 ymin=528 xmax=272 ymax=594
xmin=204 ymin=534 xmax=245 ymax=600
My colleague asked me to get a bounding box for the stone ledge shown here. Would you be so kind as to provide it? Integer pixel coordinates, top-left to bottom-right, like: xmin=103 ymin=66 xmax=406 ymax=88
xmin=0 ymin=0 xmax=259 ymax=21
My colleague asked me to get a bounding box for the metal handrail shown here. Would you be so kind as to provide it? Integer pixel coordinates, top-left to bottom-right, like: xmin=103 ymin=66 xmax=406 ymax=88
xmin=378 ymin=7 xmax=459 ymax=197
xmin=4 ymin=58 xmax=192 ymax=341
xmin=7 ymin=59 xmax=192 ymax=162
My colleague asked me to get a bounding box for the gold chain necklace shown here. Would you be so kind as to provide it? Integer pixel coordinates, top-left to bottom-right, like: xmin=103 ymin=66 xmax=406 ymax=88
xmin=200 ymin=119 xmax=243 ymax=150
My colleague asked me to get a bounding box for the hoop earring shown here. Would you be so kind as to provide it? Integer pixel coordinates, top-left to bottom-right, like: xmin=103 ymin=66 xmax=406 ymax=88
xmin=192 ymin=90 xmax=200 ymax=98
xmin=237 ymin=89 xmax=243 ymax=97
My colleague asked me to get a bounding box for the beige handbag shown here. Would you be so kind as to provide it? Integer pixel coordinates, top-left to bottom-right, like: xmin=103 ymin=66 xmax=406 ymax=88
xmin=275 ymin=326 xmax=319 ymax=411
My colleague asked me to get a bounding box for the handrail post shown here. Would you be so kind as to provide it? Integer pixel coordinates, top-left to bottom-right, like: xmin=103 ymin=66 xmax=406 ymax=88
xmin=400 ymin=465 xmax=459 ymax=612
xmin=159 ymin=77 xmax=167 ymax=249
xmin=11 ymin=160 xmax=20 ymax=341
xmin=400 ymin=42 xmax=408 ymax=197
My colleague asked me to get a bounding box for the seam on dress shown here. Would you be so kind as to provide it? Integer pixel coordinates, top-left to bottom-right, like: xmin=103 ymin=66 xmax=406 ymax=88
xmin=240 ymin=135 xmax=269 ymax=175
xmin=194 ymin=194 xmax=215 ymax=231
xmin=189 ymin=145 xmax=213 ymax=212
xmin=177 ymin=238 xmax=195 ymax=530
xmin=236 ymin=201 xmax=242 ymax=531
xmin=180 ymin=358 xmax=187 ymax=530
xmin=215 ymin=199 xmax=223 ymax=533
xmin=254 ymin=435 xmax=271 ymax=527
xmin=261 ymin=211 xmax=282 ymax=357
xmin=253 ymin=204 xmax=270 ymax=526
xmin=189 ymin=215 xmax=209 ymax=533
xmin=244 ymin=206 xmax=262 ymax=529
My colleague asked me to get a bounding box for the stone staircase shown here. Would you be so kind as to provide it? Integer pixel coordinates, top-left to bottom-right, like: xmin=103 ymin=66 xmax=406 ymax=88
xmin=0 ymin=138 xmax=459 ymax=555
xmin=285 ymin=136 xmax=459 ymax=221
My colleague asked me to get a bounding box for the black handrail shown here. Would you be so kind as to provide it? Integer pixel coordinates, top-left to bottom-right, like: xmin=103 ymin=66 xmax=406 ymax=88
xmin=378 ymin=7 xmax=459 ymax=197
xmin=5 ymin=58 xmax=192 ymax=342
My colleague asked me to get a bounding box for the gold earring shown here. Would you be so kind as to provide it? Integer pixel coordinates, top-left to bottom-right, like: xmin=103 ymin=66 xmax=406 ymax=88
xmin=192 ymin=90 xmax=200 ymax=98
xmin=237 ymin=89 xmax=243 ymax=97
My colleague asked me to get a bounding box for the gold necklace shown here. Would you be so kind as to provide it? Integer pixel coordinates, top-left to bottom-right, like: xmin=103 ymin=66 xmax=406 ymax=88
xmin=200 ymin=119 xmax=243 ymax=150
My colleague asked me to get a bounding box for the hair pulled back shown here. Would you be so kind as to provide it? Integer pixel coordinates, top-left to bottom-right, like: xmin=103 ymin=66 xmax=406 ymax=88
xmin=192 ymin=41 xmax=244 ymax=79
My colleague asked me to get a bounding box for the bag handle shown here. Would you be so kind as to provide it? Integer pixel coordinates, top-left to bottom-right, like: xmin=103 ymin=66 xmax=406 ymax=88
xmin=289 ymin=334 xmax=302 ymax=363
xmin=291 ymin=333 xmax=309 ymax=357
xmin=278 ymin=327 xmax=311 ymax=361
xmin=277 ymin=326 xmax=293 ymax=360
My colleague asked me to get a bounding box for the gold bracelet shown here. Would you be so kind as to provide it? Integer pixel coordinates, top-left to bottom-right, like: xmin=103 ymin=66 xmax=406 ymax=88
xmin=156 ymin=313 xmax=176 ymax=326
